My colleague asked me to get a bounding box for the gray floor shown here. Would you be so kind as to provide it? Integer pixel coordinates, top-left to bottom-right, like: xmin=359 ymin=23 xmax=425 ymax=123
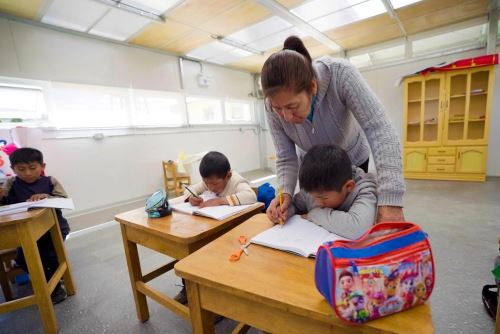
xmin=1 ymin=177 xmax=499 ymax=333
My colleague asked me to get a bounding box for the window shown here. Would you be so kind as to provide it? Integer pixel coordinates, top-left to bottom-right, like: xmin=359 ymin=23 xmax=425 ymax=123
xmin=131 ymin=89 xmax=186 ymax=127
xmin=224 ymin=100 xmax=254 ymax=123
xmin=186 ymin=96 xmax=223 ymax=125
xmin=0 ymin=85 xmax=46 ymax=121
xmin=48 ymin=82 xmax=130 ymax=128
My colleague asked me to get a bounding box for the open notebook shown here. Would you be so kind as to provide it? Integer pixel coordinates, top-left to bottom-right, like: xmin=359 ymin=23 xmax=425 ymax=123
xmin=250 ymin=215 xmax=347 ymax=257
xmin=170 ymin=201 xmax=258 ymax=221
xmin=0 ymin=198 xmax=75 ymax=217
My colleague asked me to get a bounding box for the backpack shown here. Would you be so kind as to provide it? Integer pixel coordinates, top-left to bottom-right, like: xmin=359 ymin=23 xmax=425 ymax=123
xmin=315 ymin=222 xmax=435 ymax=323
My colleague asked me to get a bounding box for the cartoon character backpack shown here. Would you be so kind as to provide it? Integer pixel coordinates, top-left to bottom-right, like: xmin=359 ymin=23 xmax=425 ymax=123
xmin=315 ymin=222 xmax=435 ymax=324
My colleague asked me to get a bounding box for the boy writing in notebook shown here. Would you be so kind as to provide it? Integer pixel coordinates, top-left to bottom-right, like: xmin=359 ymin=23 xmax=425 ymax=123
xmin=267 ymin=144 xmax=377 ymax=240
xmin=0 ymin=147 xmax=70 ymax=304
xmin=182 ymin=151 xmax=257 ymax=208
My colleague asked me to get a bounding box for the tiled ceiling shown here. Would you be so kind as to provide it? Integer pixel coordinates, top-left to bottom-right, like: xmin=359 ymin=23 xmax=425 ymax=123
xmin=0 ymin=0 xmax=491 ymax=73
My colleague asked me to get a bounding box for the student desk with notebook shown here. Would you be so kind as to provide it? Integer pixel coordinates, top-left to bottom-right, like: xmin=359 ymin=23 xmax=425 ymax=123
xmin=0 ymin=208 xmax=76 ymax=334
xmin=114 ymin=203 xmax=263 ymax=322
xmin=175 ymin=213 xmax=434 ymax=334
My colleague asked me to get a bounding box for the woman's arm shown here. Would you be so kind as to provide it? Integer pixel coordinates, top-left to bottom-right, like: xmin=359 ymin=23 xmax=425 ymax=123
xmin=337 ymin=61 xmax=405 ymax=214
xmin=266 ymin=106 xmax=300 ymax=196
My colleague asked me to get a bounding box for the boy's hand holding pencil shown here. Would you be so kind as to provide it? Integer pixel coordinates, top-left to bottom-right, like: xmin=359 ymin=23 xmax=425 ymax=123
xmin=184 ymin=184 xmax=203 ymax=206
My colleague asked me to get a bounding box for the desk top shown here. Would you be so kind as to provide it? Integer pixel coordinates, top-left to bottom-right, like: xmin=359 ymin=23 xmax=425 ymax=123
xmin=175 ymin=214 xmax=434 ymax=333
xmin=114 ymin=203 xmax=263 ymax=244
xmin=0 ymin=208 xmax=48 ymax=226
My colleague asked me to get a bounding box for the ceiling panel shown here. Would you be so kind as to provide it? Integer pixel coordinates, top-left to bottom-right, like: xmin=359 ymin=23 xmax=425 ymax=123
xmin=41 ymin=0 xmax=109 ymax=32
xmin=325 ymin=13 xmax=396 ymax=40
xmin=161 ymin=29 xmax=212 ymax=54
xmin=309 ymin=0 xmax=387 ymax=32
xmin=227 ymin=53 xmax=269 ymax=73
xmin=0 ymin=0 xmax=43 ymax=19
xmin=397 ymin=0 xmax=474 ymax=19
xmin=334 ymin=24 xmax=402 ymax=49
xmin=199 ymin=1 xmax=271 ymax=36
xmin=227 ymin=16 xmax=292 ymax=45
xmin=129 ymin=20 xmax=192 ymax=48
xmin=166 ymin=0 xmax=244 ymax=26
xmin=276 ymin=0 xmax=307 ymax=8
xmin=400 ymin=0 xmax=489 ymax=35
xmin=247 ymin=27 xmax=306 ymax=51
xmin=88 ymin=8 xmax=151 ymax=41
xmin=291 ymin=0 xmax=365 ymax=22
xmin=390 ymin=0 xmax=423 ymax=9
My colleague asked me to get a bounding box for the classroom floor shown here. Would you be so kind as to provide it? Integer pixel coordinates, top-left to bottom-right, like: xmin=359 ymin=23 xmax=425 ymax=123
xmin=1 ymin=177 xmax=499 ymax=334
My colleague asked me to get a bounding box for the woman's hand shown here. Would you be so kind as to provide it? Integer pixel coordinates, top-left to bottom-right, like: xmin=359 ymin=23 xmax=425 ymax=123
xmin=188 ymin=195 xmax=203 ymax=207
xmin=266 ymin=193 xmax=292 ymax=224
xmin=376 ymin=206 xmax=405 ymax=223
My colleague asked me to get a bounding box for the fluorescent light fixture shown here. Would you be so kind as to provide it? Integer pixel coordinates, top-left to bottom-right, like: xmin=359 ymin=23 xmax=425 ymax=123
xmin=93 ymin=0 xmax=176 ymax=22
xmin=212 ymin=35 xmax=264 ymax=56
xmin=227 ymin=16 xmax=292 ymax=45
xmin=121 ymin=0 xmax=184 ymax=15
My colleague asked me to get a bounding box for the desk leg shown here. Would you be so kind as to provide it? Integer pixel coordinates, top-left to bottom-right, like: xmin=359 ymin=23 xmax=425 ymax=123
xmin=18 ymin=223 xmax=57 ymax=334
xmin=186 ymin=280 xmax=214 ymax=334
xmin=49 ymin=221 xmax=76 ymax=295
xmin=120 ymin=224 xmax=149 ymax=322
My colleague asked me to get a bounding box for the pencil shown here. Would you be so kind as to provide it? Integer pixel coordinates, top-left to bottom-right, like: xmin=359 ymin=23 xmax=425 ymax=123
xmin=184 ymin=184 xmax=201 ymax=199
xmin=278 ymin=187 xmax=284 ymax=226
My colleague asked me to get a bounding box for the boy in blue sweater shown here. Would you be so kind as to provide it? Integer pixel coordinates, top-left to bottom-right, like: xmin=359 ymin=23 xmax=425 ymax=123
xmin=0 ymin=147 xmax=70 ymax=304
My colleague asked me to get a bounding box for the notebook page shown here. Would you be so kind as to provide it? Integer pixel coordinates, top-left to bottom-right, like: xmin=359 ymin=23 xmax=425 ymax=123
xmin=194 ymin=204 xmax=254 ymax=221
xmin=251 ymin=215 xmax=346 ymax=257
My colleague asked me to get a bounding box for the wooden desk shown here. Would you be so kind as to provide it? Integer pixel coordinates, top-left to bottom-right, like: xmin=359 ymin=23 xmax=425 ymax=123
xmin=115 ymin=203 xmax=264 ymax=322
xmin=0 ymin=208 xmax=76 ymax=334
xmin=175 ymin=214 xmax=434 ymax=334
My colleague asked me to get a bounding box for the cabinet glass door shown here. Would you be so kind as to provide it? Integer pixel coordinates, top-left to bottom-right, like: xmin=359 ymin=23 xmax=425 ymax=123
xmin=406 ymin=80 xmax=422 ymax=144
xmin=445 ymin=72 xmax=467 ymax=143
xmin=466 ymin=70 xmax=489 ymax=142
xmin=422 ymin=77 xmax=442 ymax=144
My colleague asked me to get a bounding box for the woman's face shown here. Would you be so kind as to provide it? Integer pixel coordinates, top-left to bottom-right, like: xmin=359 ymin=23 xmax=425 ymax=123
xmin=269 ymin=82 xmax=317 ymax=124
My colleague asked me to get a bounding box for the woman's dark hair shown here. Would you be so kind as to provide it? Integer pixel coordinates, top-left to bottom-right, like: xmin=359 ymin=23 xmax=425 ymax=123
xmin=260 ymin=36 xmax=315 ymax=98
xmin=199 ymin=151 xmax=231 ymax=179
xmin=299 ymin=144 xmax=352 ymax=192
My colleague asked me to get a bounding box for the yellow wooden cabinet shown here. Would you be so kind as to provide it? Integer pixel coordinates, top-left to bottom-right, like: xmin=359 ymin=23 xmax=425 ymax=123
xmin=402 ymin=66 xmax=494 ymax=181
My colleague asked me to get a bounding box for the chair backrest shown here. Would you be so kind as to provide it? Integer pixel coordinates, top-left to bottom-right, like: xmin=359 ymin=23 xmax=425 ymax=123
xmin=162 ymin=160 xmax=191 ymax=196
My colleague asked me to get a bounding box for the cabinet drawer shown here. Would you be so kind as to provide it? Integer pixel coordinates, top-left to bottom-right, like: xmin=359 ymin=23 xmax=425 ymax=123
xmin=427 ymin=165 xmax=455 ymax=173
xmin=428 ymin=156 xmax=455 ymax=165
xmin=428 ymin=147 xmax=456 ymax=156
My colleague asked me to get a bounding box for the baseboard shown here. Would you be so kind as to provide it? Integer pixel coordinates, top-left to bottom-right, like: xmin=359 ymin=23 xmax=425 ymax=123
xmin=66 ymin=195 xmax=149 ymax=232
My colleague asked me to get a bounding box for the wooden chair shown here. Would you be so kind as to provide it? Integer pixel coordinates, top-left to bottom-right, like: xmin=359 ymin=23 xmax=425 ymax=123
xmin=0 ymin=248 xmax=24 ymax=301
xmin=162 ymin=160 xmax=191 ymax=196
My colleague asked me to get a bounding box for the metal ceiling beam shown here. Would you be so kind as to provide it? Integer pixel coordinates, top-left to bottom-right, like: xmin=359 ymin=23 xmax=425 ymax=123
xmin=380 ymin=0 xmax=407 ymax=37
xmin=254 ymin=0 xmax=343 ymax=54
xmin=487 ymin=0 xmax=499 ymax=54
xmin=91 ymin=0 xmax=166 ymax=23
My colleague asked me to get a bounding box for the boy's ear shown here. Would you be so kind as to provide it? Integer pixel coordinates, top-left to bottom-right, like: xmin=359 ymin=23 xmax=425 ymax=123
xmin=226 ymin=171 xmax=232 ymax=180
xmin=42 ymin=163 xmax=46 ymax=170
xmin=343 ymin=179 xmax=355 ymax=193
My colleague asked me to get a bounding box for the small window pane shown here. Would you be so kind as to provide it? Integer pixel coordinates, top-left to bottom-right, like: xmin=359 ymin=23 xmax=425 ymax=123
xmin=132 ymin=90 xmax=186 ymax=126
xmin=224 ymin=100 xmax=253 ymax=123
xmin=186 ymin=97 xmax=223 ymax=125
xmin=0 ymin=86 xmax=45 ymax=120
xmin=49 ymin=83 xmax=130 ymax=128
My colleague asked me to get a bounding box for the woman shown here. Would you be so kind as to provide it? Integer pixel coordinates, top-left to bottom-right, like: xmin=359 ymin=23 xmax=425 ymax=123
xmin=262 ymin=36 xmax=404 ymax=224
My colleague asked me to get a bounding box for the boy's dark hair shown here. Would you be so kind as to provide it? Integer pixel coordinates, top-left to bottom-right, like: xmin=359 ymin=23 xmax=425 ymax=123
xmin=299 ymin=144 xmax=352 ymax=192
xmin=199 ymin=151 xmax=231 ymax=179
xmin=9 ymin=147 xmax=44 ymax=166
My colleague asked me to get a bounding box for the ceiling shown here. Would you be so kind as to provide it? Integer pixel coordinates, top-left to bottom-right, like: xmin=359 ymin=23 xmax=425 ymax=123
xmin=0 ymin=0 xmax=492 ymax=73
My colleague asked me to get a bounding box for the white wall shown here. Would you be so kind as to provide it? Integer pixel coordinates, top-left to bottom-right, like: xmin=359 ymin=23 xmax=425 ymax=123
xmin=0 ymin=18 xmax=260 ymax=216
xmin=361 ymin=48 xmax=500 ymax=176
